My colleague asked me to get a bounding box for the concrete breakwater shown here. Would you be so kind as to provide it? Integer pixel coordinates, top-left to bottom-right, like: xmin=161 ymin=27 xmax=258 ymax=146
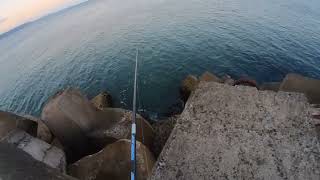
xmin=0 ymin=72 xmax=320 ymax=180
xmin=152 ymin=72 xmax=320 ymax=179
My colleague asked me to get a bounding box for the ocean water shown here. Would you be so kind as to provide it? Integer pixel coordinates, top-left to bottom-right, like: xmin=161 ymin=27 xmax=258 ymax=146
xmin=0 ymin=0 xmax=320 ymax=119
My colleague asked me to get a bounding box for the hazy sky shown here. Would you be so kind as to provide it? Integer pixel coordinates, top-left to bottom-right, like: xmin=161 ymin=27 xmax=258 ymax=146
xmin=0 ymin=0 xmax=88 ymax=34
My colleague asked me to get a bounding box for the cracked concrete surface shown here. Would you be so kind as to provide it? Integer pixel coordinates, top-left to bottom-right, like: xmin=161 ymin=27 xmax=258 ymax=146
xmin=151 ymin=82 xmax=320 ymax=180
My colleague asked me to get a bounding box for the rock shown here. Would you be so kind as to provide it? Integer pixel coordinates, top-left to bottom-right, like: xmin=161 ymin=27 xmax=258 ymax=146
xmin=279 ymin=73 xmax=320 ymax=104
xmin=22 ymin=115 xmax=53 ymax=142
xmin=151 ymin=82 xmax=320 ymax=179
xmin=180 ymin=75 xmax=199 ymax=102
xmin=1 ymin=129 xmax=66 ymax=173
xmin=37 ymin=119 xmax=54 ymax=143
xmin=91 ymin=91 xmax=113 ymax=110
xmin=260 ymin=82 xmax=281 ymax=92
xmin=89 ymin=108 xmax=155 ymax=150
xmin=0 ymin=142 xmax=76 ymax=180
xmin=23 ymin=115 xmax=55 ymax=144
xmin=151 ymin=116 xmax=177 ymax=157
xmin=42 ymin=88 xmax=154 ymax=162
xmin=221 ymin=74 xmax=235 ymax=85
xmin=41 ymin=88 xmax=107 ymax=162
xmin=52 ymin=138 xmax=64 ymax=150
xmin=22 ymin=115 xmax=54 ymax=143
xmin=199 ymin=71 xmax=222 ymax=83
xmin=0 ymin=111 xmax=37 ymax=138
xmin=234 ymin=77 xmax=258 ymax=88
xmin=68 ymin=139 xmax=155 ymax=180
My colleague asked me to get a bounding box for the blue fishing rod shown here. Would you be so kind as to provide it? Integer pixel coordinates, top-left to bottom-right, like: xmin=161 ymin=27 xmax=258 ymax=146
xmin=131 ymin=49 xmax=138 ymax=180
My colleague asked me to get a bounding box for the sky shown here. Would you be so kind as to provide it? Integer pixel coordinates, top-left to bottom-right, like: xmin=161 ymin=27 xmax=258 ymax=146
xmin=0 ymin=0 xmax=88 ymax=34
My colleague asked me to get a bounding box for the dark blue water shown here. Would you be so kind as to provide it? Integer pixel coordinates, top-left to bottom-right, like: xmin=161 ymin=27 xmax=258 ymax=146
xmin=0 ymin=0 xmax=320 ymax=119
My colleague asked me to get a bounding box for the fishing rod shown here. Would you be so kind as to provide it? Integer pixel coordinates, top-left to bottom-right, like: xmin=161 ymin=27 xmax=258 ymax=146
xmin=131 ymin=49 xmax=138 ymax=180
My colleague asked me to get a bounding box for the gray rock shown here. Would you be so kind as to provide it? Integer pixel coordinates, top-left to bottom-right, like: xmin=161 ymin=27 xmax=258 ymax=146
xmin=37 ymin=119 xmax=54 ymax=143
xmin=0 ymin=111 xmax=37 ymax=138
xmin=151 ymin=82 xmax=320 ymax=180
xmin=41 ymin=88 xmax=105 ymax=162
xmin=0 ymin=142 xmax=76 ymax=180
xmin=1 ymin=129 xmax=66 ymax=173
xmin=280 ymin=73 xmax=320 ymax=104
xmin=68 ymin=139 xmax=155 ymax=180
xmin=42 ymin=88 xmax=154 ymax=162
xmin=91 ymin=91 xmax=113 ymax=110
xmin=260 ymin=82 xmax=281 ymax=92
xmin=199 ymin=71 xmax=222 ymax=83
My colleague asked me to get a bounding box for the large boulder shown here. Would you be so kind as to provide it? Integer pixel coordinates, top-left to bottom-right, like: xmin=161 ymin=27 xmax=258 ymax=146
xmin=41 ymin=88 xmax=98 ymax=162
xmin=0 ymin=111 xmax=37 ymax=138
xmin=0 ymin=142 xmax=76 ymax=180
xmin=68 ymin=139 xmax=155 ymax=180
xmin=180 ymin=75 xmax=199 ymax=102
xmin=279 ymin=73 xmax=320 ymax=104
xmin=41 ymin=88 xmax=154 ymax=162
xmin=91 ymin=91 xmax=113 ymax=110
xmin=199 ymin=71 xmax=222 ymax=83
xmin=1 ymin=129 xmax=66 ymax=173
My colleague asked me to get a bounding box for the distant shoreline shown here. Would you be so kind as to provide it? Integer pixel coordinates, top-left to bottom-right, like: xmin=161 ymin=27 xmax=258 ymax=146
xmin=0 ymin=0 xmax=90 ymax=39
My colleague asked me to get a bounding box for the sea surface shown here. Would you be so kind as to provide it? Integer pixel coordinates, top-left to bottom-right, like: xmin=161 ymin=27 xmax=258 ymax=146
xmin=0 ymin=0 xmax=320 ymax=119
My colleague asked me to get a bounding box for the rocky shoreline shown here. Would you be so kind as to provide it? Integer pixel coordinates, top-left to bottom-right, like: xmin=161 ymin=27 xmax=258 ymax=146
xmin=0 ymin=72 xmax=320 ymax=179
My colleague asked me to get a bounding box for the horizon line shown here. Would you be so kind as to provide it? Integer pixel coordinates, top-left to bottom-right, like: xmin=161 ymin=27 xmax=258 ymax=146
xmin=0 ymin=0 xmax=91 ymax=39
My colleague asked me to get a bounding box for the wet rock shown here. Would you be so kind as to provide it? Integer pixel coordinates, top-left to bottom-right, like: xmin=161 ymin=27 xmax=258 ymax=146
xmin=260 ymin=82 xmax=280 ymax=92
xmin=280 ymin=73 xmax=320 ymax=104
xmin=0 ymin=111 xmax=37 ymax=138
xmin=151 ymin=116 xmax=177 ymax=157
xmin=0 ymin=142 xmax=76 ymax=180
xmin=199 ymin=71 xmax=222 ymax=83
xmin=68 ymin=139 xmax=155 ymax=180
xmin=1 ymin=129 xmax=66 ymax=173
xmin=180 ymin=75 xmax=199 ymax=102
xmin=89 ymin=108 xmax=155 ymax=149
xmin=91 ymin=91 xmax=113 ymax=110
xmin=42 ymin=88 xmax=154 ymax=162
